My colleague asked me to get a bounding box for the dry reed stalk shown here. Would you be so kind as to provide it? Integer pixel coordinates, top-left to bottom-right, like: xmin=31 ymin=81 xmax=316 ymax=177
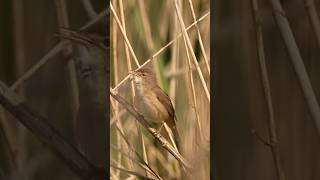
xmin=81 ymin=0 xmax=97 ymax=19
xmin=137 ymin=0 xmax=162 ymax=87
xmin=110 ymin=163 xmax=156 ymax=180
xmin=111 ymin=11 xmax=210 ymax=92
xmin=165 ymin=62 xmax=206 ymax=78
xmin=158 ymin=1 xmax=171 ymax=39
xmin=137 ymin=0 xmax=154 ymax=51
xmin=268 ymin=0 xmax=320 ymax=136
xmin=111 ymin=130 xmax=162 ymax=180
xmin=251 ymin=0 xmax=285 ymax=179
xmin=0 ymin=82 xmax=106 ymax=180
xmin=111 ymin=145 xmax=158 ymax=178
xmin=110 ymin=170 xmax=117 ymax=180
xmin=110 ymin=108 xmax=123 ymax=173
xmin=110 ymin=2 xmax=210 ymax=179
xmin=111 ymin=0 xmax=118 ymax=85
xmin=111 ymin=7 xmax=123 ymax=177
xmin=174 ymin=1 xmax=210 ymax=102
xmin=167 ymin=1 xmax=181 ymax=177
xmin=304 ymin=0 xmax=320 ymax=49
xmin=112 ymin=127 xmax=138 ymax=176
xmin=110 ymin=97 xmax=135 ymax=174
xmin=147 ymin=145 xmax=173 ymax=176
xmin=187 ymin=0 xmax=210 ymax=74
xmin=180 ymin=32 xmax=208 ymax=180
xmin=125 ymin=176 xmax=136 ymax=180
xmin=110 ymin=109 xmax=126 ymax=126
xmin=183 ymin=35 xmax=203 ymax=144
xmin=202 ymin=15 xmax=210 ymax=60
xmin=110 ymin=2 xmax=140 ymax=67
xmin=138 ymin=125 xmax=149 ymax=177
xmin=117 ymin=1 xmax=150 ymax=177
xmin=198 ymin=14 xmax=211 ymax=144
xmin=118 ymin=0 xmax=135 ymax=86
xmin=10 ymin=42 xmax=66 ymax=90
xmin=163 ymin=122 xmax=181 ymax=178
xmin=168 ymin=0 xmax=181 ymax=106
xmin=110 ymin=91 xmax=191 ymax=169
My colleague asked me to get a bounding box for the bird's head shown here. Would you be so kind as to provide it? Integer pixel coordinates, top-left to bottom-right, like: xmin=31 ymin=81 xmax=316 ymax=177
xmin=129 ymin=67 xmax=157 ymax=89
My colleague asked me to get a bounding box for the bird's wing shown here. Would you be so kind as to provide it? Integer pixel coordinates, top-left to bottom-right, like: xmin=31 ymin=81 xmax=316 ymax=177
xmin=152 ymin=86 xmax=180 ymax=147
xmin=152 ymin=86 xmax=176 ymax=122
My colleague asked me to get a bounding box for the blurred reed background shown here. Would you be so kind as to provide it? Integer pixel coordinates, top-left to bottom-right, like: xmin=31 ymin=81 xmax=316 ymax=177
xmin=109 ymin=0 xmax=210 ymax=179
xmin=0 ymin=0 xmax=106 ymax=179
xmin=214 ymin=0 xmax=320 ymax=180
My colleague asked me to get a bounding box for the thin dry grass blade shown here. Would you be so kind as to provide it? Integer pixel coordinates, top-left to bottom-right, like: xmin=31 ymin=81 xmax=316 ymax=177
xmin=110 ymin=98 xmax=135 ymax=172
xmin=111 ymin=11 xmax=123 ymax=176
xmin=183 ymin=35 xmax=203 ymax=143
xmin=251 ymin=0 xmax=285 ymax=179
xmin=111 ymin=132 xmax=162 ymax=180
xmin=137 ymin=0 xmax=162 ymax=87
xmin=269 ymin=0 xmax=320 ymax=136
xmin=110 ymin=91 xmax=192 ymax=169
xmin=112 ymin=12 xmax=210 ymax=91
xmin=81 ymin=0 xmax=97 ymax=19
xmin=187 ymin=0 xmax=210 ymax=74
xmin=304 ymin=0 xmax=320 ymax=49
xmin=110 ymin=2 xmax=140 ymax=67
xmin=116 ymin=2 xmax=151 ymax=178
xmin=110 ymin=163 xmax=157 ymax=180
xmin=173 ymin=0 xmax=210 ymax=102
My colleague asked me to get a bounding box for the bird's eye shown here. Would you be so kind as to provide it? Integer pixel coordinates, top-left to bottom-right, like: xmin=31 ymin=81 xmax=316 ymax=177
xmin=142 ymin=73 xmax=146 ymax=76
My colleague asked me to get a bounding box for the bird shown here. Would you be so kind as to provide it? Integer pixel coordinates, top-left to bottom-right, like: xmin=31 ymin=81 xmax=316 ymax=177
xmin=130 ymin=66 xmax=180 ymax=149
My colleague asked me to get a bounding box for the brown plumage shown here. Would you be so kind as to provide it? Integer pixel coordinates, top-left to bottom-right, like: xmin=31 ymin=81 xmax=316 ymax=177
xmin=132 ymin=67 xmax=180 ymax=148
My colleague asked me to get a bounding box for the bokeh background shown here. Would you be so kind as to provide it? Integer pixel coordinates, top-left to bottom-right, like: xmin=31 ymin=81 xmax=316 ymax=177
xmin=0 ymin=1 xmax=106 ymax=179
xmin=214 ymin=0 xmax=320 ymax=180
